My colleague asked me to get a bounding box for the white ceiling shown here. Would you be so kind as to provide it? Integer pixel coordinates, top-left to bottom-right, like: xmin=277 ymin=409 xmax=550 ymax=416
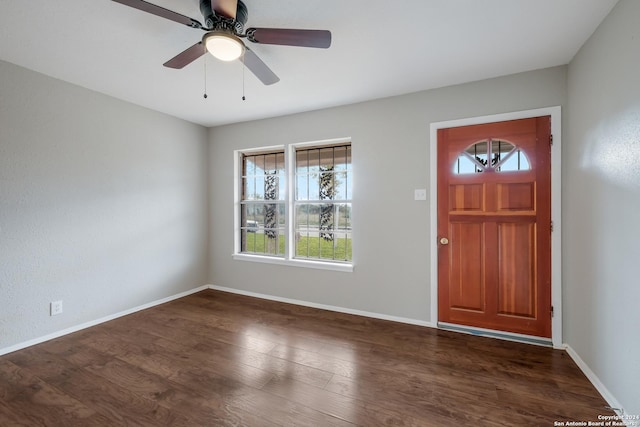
xmin=0 ymin=0 xmax=618 ymax=127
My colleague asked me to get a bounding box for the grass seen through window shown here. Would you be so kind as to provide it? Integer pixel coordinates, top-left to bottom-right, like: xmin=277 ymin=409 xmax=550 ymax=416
xmin=243 ymin=232 xmax=351 ymax=261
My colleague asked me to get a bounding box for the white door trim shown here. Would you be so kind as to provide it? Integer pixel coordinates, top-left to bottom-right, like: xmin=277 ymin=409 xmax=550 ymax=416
xmin=429 ymin=106 xmax=562 ymax=348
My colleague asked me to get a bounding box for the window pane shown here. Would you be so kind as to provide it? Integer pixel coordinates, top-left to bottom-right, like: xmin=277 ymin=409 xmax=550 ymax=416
xmin=241 ymin=202 xmax=285 ymax=255
xmin=245 ymin=155 xmax=257 ymax=175
xmin=319 ymin=147 xmax=334 ymax=168
xmin=463 ymin=141 xmax=488 ymax=171
xmin=295 ymin=203 xmax=317 ymax=231
xmin=294 ymin=202 xmax=352 ymax=261
xmin=333 ymin=146 xmax=351 ymax=171
xmin=319 ymin=168 xmax=335 ymax=201
xmin=319 ymin=203 xmax=335 ymax=239
xmin=252 ymin=154 xmax=264 ymax=173
xmin=295 ymin=227 xmax=352 ymax=261
xmin=336 ymin=203 xmax=352 ymax=230
xmin=497 ymin=149 xmax=531 ymax=172
xmin=296 ymin=173 xmax=309 ymax=200
xmin=276 ymin=175 xmax=285 ymax=200
xmin=297 ymin=146 xmax=352 ymax=201
xmin=242 ymin=229 xmax=257 ymax=253
xmin=242 ymin=151 xmax=285 ymax=201
xmin=296 ymin=150 xmax=308 ymax=172
xmin=264 ymin=153 xmax=277 ymax=174
xmin=253 ymin=177 xmax=265 ymax=199
xmin=264 ymin=173 xmax=278 ymax=201
xmin=308 ymin=173 xmax=320 ymax=200
xmin=242 ymin=177 xmax=256 ymax=201
xmin=241 ymin=228 xmax=285 ymax=256
xmin=276 ymin=152 xmax=285 ymax=171
xmin=278 ymin=204 xmax=286 ymax=226
xmin=491 ymin=139 xmax=514 ymax=156
xmin=453 ymin=155 xmax=481 ymax=174
xmin=333 ymin=231 xmax=352 ymax=261
xmin=334 ymin=171 xmax=352 ymax=200
xmin=241 ymin=203 xmax=259 ymax=224
xmin=307 ymin=149 xmax=320 ymax=173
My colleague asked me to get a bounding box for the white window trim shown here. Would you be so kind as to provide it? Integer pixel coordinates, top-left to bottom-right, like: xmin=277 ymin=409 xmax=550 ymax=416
xmin=233 ymin=137 xmax=354 ymax=273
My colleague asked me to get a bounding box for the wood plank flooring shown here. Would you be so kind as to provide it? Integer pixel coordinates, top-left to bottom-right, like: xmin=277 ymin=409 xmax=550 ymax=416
xmin=0 ymin=289 xmax=613 ymax=426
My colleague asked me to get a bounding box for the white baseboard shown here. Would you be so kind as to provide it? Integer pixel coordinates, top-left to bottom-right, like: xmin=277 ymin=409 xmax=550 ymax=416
xmin=207 ymin=284 xmax=435 ymax=328
xmin=564 ymin=344 xmax=628 ymax=420
xmin=0 ymin=285 xmax=209 ymax=357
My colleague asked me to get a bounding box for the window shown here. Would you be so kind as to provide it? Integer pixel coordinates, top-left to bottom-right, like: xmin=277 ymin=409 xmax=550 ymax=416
xmin=235 ymin=139 xmax=353 ymax=271
xmin=295 ymin=145 xmax=352 ymax=262
xmin=240 ymin=150 xmax=285 ymax=256
xmin=453 ymin=139 xmax=530 ymax=174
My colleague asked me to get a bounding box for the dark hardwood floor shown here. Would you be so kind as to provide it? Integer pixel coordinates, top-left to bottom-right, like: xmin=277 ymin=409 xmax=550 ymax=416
xmin=1 ymin=289 xmax=612 ymax=426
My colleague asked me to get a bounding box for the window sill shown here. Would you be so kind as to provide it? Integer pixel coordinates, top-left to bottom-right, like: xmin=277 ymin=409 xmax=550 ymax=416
xmin=232 ymin=253 xmax=354 ymax=273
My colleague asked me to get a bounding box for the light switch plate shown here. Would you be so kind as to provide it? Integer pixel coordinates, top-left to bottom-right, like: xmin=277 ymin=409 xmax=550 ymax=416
xmin=414 ymin=189 xmax=427 ymax=201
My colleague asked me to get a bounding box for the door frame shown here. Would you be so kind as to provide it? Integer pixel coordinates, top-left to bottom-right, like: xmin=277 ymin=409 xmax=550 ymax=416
xmin=429 ymin=106 xmax=562 ymax=348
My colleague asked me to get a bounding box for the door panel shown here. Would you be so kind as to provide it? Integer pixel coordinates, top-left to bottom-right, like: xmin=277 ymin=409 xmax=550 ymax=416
xmin=449 ymin=222 xmax=484 ymax=312
xmin=496 ymin=183 xmax=535 ymax=211
xmin=450 ymin=184 xmax=484 ymax=211
xmin=437 ymin=117 xmax=551 ymax=338
xmin=497 ymin=222 xmax=536 ymax=318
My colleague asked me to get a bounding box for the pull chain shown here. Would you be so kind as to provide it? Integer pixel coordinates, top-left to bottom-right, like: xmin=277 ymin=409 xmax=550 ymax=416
xmin=241 ymin=49 xmax=246 ymax=101
xmin=203 ymin=54 xmax=208 ymax=99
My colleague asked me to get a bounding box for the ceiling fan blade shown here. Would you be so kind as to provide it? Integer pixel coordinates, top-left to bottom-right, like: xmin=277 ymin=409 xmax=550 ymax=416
xmin=246 ymin=28 xmax=331 ymax=48
xmin=112 ymin=0 xmax=202 ymax=28
xmin=241 ymin=47 xmax=280 ymax=86
xmin=163 ymin=42 xmax=206 ymax=69
xmin=211 ymin=0 xmax=238 ymax=19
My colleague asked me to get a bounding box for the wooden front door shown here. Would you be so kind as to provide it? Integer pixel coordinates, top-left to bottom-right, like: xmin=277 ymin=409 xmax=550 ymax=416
xmin=437 ymin=117 xmax=552 ymax=338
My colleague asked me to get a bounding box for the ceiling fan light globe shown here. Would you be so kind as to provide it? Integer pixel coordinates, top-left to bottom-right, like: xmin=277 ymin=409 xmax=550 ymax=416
xmin=204 ymin=33 xmax=244 ymax=61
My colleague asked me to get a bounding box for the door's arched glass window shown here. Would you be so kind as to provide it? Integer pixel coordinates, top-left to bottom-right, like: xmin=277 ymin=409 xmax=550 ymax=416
xmin=453 ymin=140 xmax=530 ymax=174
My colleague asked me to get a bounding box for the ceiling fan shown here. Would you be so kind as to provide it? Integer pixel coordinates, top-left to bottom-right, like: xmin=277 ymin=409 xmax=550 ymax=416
xmin=112 ymin=0 xmax=332 ymax=85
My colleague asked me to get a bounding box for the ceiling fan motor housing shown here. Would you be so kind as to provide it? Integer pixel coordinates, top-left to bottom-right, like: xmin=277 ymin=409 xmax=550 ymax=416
xmin=199 ymin=0 xmax=248 ymax=33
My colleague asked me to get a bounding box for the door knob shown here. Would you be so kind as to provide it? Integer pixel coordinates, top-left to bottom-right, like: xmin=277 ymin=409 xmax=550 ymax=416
xmin=440 ymin=237 xmax=449 ymax=245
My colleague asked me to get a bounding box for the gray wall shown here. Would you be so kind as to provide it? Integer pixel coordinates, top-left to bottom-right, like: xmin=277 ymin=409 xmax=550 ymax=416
xmin=566 ymin=0 xmax=640 ymax=415
xmin=209 ymin=66 xmax=567 ymax=322
xmin=0 ymin=61 xmax=209 ymax=350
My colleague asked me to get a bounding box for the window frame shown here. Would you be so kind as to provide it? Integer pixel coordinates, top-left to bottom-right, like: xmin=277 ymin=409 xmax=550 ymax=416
xmin=238 ymin=148 xmax=286 ymax=258
xmin=233 ymin=138 xmax=354 ymax=273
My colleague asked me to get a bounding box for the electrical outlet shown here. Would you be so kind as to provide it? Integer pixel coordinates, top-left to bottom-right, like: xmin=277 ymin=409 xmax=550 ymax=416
xmin=50 ymin=300 xmax=63 ymax=316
